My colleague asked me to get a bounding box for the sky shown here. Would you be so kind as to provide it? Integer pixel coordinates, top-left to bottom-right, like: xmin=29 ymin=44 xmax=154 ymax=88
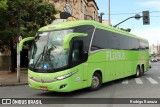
xmin=96 ymin=0 xmax=160 ymax=46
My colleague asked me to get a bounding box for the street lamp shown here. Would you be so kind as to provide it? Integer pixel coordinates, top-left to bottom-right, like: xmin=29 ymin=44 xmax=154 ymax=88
xmin=100 ymin=12 xmax=105 ymax=23
xmin=114 ymin=14 xmax=141 ymax=27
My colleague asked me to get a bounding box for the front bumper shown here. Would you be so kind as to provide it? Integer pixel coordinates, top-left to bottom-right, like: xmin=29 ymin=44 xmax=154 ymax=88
xmin=28 ymin=69 xmax=83 ymax=92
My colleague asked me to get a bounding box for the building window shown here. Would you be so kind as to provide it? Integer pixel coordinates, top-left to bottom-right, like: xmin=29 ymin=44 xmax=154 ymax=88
xmin=80 ymin=0 xmax=83 ymax=12
xmin=95 ymin=14 xmax=97 ymax=21
xmin=85 ymin=5 xmax=87 ymax=13
xmin=53 ymin=0 xmax=59 ymax=2
xmin=93 ymin=11 xmax=95 ymax=20
xmin=95 ymin=13 xmax=98 ymax=21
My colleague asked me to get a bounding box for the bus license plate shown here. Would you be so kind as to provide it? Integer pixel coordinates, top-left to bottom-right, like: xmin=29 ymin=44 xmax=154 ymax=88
xmin=40 ymin=86 xmax=48 ymax=91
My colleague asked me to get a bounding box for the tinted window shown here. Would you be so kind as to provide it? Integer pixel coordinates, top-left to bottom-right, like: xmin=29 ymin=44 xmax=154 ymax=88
xmin=91 ymin=29 xmax=119 ymax=51
xmin=140 ymin=40 xmax=149 ymax=50
xmin=68 ymin=25 xmax=95 ymax=68
xmin=73 ymin=25 xmax=95 ymax=52
xmin=91 ymin=28 xmax=148 ymax=51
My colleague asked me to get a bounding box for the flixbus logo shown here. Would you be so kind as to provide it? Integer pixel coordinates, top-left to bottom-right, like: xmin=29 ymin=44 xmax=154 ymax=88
xmin=106 ymin=51 xmax=125 ymax=60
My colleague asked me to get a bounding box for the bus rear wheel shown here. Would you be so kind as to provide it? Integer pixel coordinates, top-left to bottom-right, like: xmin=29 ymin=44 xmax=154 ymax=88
xmin=141 ymin=65 xmax=144 ymax=76
xmin=89 ymin=72 xmax=102 ymax=91
xmin=135 ymin=67 xmax=141 ymax=78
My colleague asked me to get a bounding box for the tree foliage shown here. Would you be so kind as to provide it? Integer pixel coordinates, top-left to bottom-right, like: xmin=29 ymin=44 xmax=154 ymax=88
xmin=120 ymin=28 xmax=131 ymax=32
xmin=0 ymin=0 xmax=57 ymax=45
xmin=0 ymin=0 xmax=8 ymax=10
xmin=0 ymin=0 xmax=57 ymax=71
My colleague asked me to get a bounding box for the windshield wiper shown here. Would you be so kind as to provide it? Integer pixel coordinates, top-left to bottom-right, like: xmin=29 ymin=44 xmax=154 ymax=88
xmin=47 ymin=44 xmax=56 ymax=53
xmin=34 ymin=44 xmax=56 ymax=70
xmin=44 ymin=44 xmax=58 ymax=69
xmin=33 ymin=45 xmax=47 ymax=69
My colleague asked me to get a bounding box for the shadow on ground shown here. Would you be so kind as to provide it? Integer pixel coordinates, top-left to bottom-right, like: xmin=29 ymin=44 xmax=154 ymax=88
xmin=36 ymin=75 xmax=140 ymax=98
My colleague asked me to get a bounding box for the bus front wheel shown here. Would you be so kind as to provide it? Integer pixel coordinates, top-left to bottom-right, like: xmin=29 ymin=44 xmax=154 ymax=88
xmin=89 ymin=72 xmax=102 ymax=91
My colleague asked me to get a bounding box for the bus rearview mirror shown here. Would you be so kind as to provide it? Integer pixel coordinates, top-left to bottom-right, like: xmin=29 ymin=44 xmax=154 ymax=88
xmin=63 ymin=33 xmax=87 ymax=49
xmin=19 ymin=37 xmax=35 ymax=52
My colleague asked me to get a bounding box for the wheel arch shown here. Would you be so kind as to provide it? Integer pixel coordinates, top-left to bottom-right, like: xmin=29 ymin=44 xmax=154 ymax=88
xmin=137 ymin=64 xmax=141 ymax=70
xmin=88 ymin=69 xmax=103 ymax=87
xmin=94 ymin=70 xmax=102 ymax=78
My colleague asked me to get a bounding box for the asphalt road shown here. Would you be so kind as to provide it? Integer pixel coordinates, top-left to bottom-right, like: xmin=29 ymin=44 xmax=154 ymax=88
xmin=0 ymin=62 xmax=160 ymax=107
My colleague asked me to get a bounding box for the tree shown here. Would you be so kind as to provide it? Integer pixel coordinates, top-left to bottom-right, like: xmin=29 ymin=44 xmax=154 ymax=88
xmin=0 ymin=0 xmax=57 ymax=71
xmin=0 ymin=0 xmax=8 ymax=10
xmin=120 ymin=28 xmax=131 ymax=32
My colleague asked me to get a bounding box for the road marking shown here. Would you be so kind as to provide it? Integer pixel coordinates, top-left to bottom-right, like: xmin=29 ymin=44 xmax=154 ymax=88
xmin=135 ymin=78 xmax=143 ymax=84
xmin=122 ymin=79 xmax=128 ymax=84
xmin=151 ymin=66 xmax=159 ymax=68
xmin=146 ymin=77 xmax=158 ymax=84
xmin=152 ymin=68 xmax=159 ymax=69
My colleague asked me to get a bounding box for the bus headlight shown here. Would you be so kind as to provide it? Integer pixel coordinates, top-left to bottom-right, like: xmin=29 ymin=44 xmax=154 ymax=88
xmin=56 ymin=70 xmax=78 ymax=80
xmin=28 ymin=70 xmax=78 ymax=83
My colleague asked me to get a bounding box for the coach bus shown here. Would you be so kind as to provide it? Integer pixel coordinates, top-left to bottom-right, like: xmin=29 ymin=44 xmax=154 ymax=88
xmin=19 ymin=20 xmax=149 ymax=92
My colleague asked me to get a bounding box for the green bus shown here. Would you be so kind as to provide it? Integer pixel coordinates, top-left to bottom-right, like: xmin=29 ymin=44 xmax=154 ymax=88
xmin=19 ymin=20 xmax=149 ymax=92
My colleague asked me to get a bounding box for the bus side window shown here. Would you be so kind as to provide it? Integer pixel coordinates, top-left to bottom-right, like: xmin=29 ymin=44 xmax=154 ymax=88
xmin=72 ymin=41 xmax=83 ymax=62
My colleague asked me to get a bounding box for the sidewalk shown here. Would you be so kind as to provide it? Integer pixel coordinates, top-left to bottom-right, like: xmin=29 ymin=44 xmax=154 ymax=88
xmin=0 ymin=70 xmax=28 ymax=87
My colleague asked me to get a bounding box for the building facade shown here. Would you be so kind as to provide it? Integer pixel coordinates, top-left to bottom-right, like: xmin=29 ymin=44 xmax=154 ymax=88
xmin=0 ymin=44 xmax=11 ymax=70
xmin=150 ymin=44 xmax=160 ymax=55
xmin=48 ymin=0 xmax=99 ymax=21
xmin=102 ymin=20 xmax=110 ymax=26
xmin=150 ymin=44 xmax=160 ymax=61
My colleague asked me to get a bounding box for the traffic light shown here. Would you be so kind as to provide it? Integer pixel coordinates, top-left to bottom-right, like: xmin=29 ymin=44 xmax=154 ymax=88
xmin=142 ymin=11 xmax=150 ymax=25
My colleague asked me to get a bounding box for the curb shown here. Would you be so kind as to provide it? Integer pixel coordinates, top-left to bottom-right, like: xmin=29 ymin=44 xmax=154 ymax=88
xmin=0 ymin=83 xmax=28 ymax=87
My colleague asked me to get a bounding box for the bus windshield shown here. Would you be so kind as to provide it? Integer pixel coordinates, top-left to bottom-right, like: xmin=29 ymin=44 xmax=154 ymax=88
xmin=29 ymin=29 xmax=73 ymax=71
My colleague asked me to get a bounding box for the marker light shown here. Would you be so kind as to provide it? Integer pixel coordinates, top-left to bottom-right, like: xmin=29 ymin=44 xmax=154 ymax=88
xmin=56 ymin=70 xmax=78 ymax=80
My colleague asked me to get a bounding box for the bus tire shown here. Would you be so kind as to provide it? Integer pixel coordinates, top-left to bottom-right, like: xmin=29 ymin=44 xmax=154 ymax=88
xmin=135 ymin=66 xmax=141 ymax=78
xmin=89 ymin=72 xmax=102 ymax=91
xmin=140 ymin=65 xmax=144 ymax=76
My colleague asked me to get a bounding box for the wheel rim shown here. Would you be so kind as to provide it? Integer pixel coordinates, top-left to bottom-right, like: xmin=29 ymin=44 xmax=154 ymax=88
xmin=91 ymin=76 xmax=99 ymax=88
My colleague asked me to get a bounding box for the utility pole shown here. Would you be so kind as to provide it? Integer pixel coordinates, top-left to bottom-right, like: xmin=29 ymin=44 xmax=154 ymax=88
xmin=157 ymin=41 xmax=159 ymax=56
xmin=17 ymin=8 xmax=21 ymax=82
xmin=108 ymin=0 xmax=111 ymax=26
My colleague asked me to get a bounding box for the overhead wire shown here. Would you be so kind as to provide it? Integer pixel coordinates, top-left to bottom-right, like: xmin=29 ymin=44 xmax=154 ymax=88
xmin=105 ymin=11 xmax=160 ymax=16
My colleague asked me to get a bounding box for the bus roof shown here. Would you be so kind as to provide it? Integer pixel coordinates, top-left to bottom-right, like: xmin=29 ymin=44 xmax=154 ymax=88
xmin=38 ymin=20 xmax=148 ymax=41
